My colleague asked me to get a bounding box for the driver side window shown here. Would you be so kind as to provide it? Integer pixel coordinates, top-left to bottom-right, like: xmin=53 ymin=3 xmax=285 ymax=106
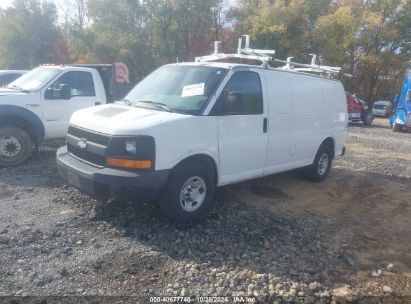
xmin=214 ymin=71 xmax=263 ymax=116
xmin=45 ymin=71 xmax=95 ymax=100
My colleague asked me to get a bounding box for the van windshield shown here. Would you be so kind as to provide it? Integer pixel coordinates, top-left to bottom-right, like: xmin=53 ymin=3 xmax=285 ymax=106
xmin=7 ymin=67 xmax=62 ymax=92
xmin=124 ymin=65 xmax=227 ymax=114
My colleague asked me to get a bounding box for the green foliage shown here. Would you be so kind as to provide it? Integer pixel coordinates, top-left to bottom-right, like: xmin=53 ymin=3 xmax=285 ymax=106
xmin=0 ymin=0 xmax=59 ymax=69
xmin=0 ymin=0 xmax=410 ymax=102
xmin=233 ymin=0 xmax=411 ymax=102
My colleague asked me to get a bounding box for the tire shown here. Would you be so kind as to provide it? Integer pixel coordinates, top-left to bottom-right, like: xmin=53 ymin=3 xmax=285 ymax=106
xmin=159 ymin=160 xmax=215 ymax=222
xmin=0 ymin=126 xmax=32 ymax=167
xmin=393 ymin=123 xmax=401 ymax=132
xmin=362 ymin=113 xmax=374 ymax=126
xmin=303 ymin=144 xmax=333 ymax=182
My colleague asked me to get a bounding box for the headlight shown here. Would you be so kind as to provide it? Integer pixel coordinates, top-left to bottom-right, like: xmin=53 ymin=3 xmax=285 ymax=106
xmin=125 ymin=140 xmax=137 ymax=154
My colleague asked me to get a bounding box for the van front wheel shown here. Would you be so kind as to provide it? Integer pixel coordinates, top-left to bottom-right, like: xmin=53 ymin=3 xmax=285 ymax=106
xmin=159 ymin=160 xmax=215 ymax=222
xmin=303 ymin=144 xmax=332 ymax=182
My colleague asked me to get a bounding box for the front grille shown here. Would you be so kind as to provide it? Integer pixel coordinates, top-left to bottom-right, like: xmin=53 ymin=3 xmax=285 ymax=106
xmin=67 ymin=125 xmax=110 ymax=146
xmin=67 ymin=144 xmax=106 ymax=166
xmin=67 ymin=125 xmax=110 ymax=167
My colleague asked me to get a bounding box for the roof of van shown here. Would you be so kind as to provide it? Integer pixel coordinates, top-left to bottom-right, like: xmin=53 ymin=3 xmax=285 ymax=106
xmin=166 ymin=62 xmax=341 ymax=82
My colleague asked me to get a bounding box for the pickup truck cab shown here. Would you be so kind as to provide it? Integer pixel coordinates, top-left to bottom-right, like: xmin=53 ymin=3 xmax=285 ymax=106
xmin=390 ymin=75 xmax=411 ymax=132
xmin=56 ymin=60 xmax=347 ymax=222
xmin=347 ymin=93 xmax=373 ymax=125
xmin=0 ymin=63 xmax=132 ymax=167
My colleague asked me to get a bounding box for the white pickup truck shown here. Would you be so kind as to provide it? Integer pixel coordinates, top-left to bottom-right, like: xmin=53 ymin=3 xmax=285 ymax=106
xmin=0 ymin=63 xmax=132 ymax=167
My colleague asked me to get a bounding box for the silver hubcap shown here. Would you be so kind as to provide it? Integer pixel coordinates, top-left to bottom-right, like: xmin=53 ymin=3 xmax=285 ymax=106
xmin=318 ymin=153 xmax=329 ymax=176
xmin=0 ymin=136 xmax=21 ymax=158
xmin=180 ymin=176 xmax=207 ymax=212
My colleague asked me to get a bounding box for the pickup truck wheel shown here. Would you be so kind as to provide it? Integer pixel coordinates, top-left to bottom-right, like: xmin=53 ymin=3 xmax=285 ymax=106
xmin=362 ymin=113 xmax=374 ymax=125
xmin=159 ymin=160 xmax=215 ymax=222
xmin=303 ymin=144 xmax=332 ymax=182
xmin=0 ymin=126 xmax=32 ymax=167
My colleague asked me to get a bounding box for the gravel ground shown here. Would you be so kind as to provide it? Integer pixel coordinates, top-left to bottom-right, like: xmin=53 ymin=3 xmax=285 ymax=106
xmin=0 ymin=117 xmax=411 ymax=304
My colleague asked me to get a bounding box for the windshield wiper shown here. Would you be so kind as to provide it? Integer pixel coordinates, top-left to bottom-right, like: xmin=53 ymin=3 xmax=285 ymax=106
xmin=6 ymin=84 xmax=32 ymax=93
xmin=121 ymin=98 xmax=132 ymax=106
xmin=6 ymin=84 xmax=20 ymax=90
xmin=136 ymin=100 xmax=173 ymax=112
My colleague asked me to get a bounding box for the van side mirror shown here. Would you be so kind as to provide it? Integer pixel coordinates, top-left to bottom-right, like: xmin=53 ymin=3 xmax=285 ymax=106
xmin=60 ymin=84 xmax=71 ymax=100
xmin=221 ymin=91 xmax=244 ymax=115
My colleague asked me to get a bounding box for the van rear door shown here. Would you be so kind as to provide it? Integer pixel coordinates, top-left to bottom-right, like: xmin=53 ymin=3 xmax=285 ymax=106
xmin=215 ymin=70 xmax=269 ymax=184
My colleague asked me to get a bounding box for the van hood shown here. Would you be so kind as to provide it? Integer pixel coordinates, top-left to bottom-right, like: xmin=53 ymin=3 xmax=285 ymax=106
xmin=70 ymin=103 xmax=189 ymax=135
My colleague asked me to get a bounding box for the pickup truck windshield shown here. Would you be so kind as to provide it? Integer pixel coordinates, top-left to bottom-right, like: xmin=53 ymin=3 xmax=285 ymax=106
xmin=125 ymin=65 xmax=227 ymax=114
xmin=7 ymin=67 xmax=61 ymax=92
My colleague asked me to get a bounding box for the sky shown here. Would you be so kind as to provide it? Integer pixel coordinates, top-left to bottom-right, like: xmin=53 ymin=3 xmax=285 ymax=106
xmin=0 ymin=0 xmax=14 ymax=8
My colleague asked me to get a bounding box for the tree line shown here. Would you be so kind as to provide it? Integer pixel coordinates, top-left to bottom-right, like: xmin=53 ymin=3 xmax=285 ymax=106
xmin=0 ymin=0 xmax=410 ymax=103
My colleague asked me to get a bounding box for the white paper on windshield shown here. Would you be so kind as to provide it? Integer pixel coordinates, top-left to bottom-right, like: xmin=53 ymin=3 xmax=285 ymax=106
xmin=182 ymin=83 xmax=205 ymax=97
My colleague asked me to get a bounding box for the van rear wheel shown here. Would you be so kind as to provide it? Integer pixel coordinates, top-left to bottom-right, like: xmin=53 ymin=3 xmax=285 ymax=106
xmin=159 ymin=160 xmax=215 ymax=222
xmin=0 ymin=126 xmax=32 ymax=167
xmin=303 ymin=144 xmax=332 ymax=182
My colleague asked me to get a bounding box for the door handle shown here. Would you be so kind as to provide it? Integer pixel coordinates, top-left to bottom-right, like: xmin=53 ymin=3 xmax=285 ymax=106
xmin=263 ymin=118 xmax=268 ymax=133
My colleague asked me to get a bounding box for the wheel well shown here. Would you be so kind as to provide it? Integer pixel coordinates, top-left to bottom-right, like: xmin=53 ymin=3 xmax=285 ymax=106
xmin=0 ymin=115 xmax=37 ymax=146
xmin=175 ymin=154 xmax=218 ymax=185
xmin=321 ymin=137 xmax=335 ymax=157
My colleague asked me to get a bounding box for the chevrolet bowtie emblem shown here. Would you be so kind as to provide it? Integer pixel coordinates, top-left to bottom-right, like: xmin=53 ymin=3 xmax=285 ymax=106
xmin=78 ymin=139 xmax=87 ymax=149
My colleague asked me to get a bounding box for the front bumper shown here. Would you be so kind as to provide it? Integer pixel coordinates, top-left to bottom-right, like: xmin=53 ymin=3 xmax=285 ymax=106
xmin=56 ymin=146 xmax=169 ymax=202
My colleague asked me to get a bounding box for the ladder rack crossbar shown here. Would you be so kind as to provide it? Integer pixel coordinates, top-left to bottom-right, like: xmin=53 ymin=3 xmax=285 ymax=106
xmin=195 ymin=53 xmax=273 ymax=63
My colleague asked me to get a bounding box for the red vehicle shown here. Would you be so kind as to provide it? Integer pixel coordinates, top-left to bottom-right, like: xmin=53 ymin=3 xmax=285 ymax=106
xmin=347 ymin=93 xmax=374 ymax=125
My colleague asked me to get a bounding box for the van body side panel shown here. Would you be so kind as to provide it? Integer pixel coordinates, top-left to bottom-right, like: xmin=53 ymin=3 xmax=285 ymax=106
xmin=142 ymin=116 xmax=219 ymax=174
xmin=262 ymin=70 xmax=294 ymax=174
xmin=321 ymin=80 xmax=347 ymax=156
xmin=290 ymin=74 xmax=325 ymax=163
xmin=290 ymin=75 xmax=347 ymax=162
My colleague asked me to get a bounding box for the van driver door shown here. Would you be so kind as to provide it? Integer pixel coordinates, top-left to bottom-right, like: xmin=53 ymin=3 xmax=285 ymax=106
xmin=214 ymin=71 xmax=269 ymax=185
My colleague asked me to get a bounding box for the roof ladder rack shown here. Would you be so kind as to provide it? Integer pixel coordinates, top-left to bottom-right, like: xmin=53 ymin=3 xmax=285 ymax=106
xmin=194 ymin=34 xmax=349 ymax=79
xmin=195 ymin=35 xmax=275 ymax=67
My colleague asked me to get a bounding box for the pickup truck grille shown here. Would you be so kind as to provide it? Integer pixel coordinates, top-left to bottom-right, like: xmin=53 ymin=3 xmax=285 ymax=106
xmin=66 ymin=125 xmax=110 ymax=167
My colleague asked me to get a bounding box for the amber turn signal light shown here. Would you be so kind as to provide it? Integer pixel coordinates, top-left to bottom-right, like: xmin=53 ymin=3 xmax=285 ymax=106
xmin=106 ymin=157 xmax=152 ymax=169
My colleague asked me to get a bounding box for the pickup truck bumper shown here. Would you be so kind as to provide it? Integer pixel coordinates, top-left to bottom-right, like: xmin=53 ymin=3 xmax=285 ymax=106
xmin=56 ymin=146 xmax=169 ymax=202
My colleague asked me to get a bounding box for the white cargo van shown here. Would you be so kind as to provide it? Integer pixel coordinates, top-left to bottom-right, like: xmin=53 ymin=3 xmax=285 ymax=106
xmin=57 ymin=40 xmax=347 ymax=221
